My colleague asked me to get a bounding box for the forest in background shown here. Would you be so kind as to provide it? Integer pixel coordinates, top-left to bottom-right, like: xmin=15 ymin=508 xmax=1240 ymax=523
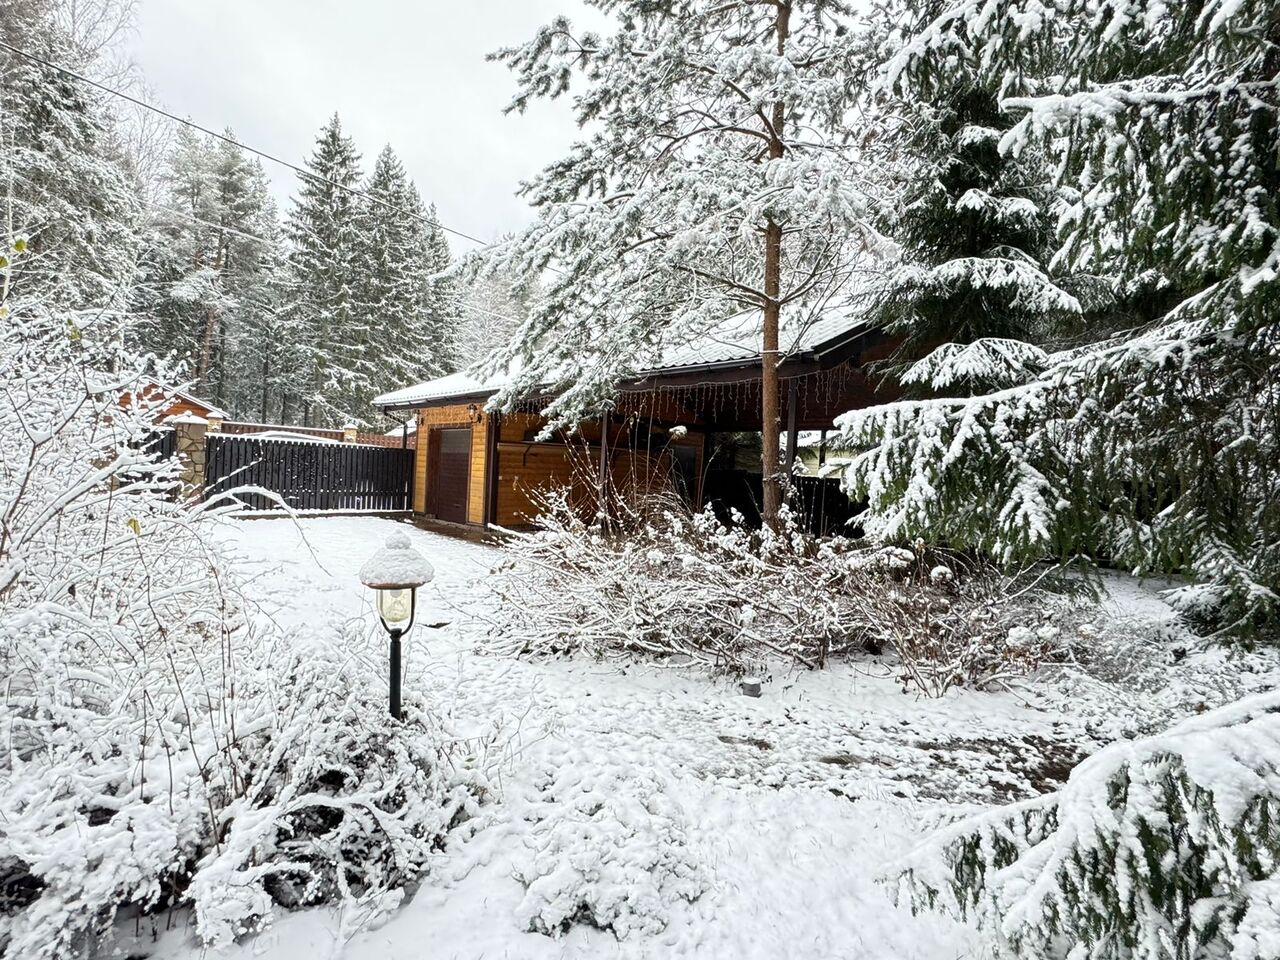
xmin=1 ymin=0 xmax=532 ymax=428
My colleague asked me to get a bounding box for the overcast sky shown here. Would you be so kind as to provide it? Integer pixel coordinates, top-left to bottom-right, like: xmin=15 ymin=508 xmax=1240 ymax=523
xmin=127 ymin=0 xmax=605 ymax=252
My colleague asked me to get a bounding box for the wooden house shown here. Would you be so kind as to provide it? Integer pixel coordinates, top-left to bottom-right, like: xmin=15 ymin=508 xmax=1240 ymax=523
xmin=121 ymin=379 xmax=227 ymax=424
xmin=372 ymin=311 xmax=895 ymax=530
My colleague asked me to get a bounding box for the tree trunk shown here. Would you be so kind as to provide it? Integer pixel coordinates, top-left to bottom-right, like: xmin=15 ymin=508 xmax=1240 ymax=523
xmin=760 ymin=1 xmax=791 ymax=529
xmin=761 ymin=221 xmax=783 ymax=526
xmin=195 ymin=305 xmax=217 ymax=390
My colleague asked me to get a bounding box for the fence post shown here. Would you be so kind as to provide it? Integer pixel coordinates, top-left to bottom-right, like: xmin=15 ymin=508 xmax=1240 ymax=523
xmin=342 ymin=423 xmax=358 ymax=443
xmin=171 ymin=414 xmax=209 ymax=499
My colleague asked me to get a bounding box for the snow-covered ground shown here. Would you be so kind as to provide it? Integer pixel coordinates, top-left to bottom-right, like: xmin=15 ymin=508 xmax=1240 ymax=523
xmin=122 ymin=516 xmax=1273 ymax=960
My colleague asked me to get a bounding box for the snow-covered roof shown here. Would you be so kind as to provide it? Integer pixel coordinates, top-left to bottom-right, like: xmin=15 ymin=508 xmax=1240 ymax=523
xmin=374 ymin=371 xmax=511 ymax=409
xmin=374 ymin=306 xmax=872 ymax=410
xmin=651 ymin=305 xmax=867 ymax=372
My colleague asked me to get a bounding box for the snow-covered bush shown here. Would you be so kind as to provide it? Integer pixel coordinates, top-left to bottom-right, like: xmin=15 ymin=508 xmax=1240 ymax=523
xmin=488 ymin=490 xmax=1082 ymax=695
xmin=0 ymin=257 xmax=480 ymax=956
xmin=893 ymin=692 xmax=1280 ymax=960
xmin=512 ymin=765 xmax=706 ymax=939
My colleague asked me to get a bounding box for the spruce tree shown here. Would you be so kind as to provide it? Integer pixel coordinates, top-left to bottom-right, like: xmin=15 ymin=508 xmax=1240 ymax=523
xmin=282 ymin=113 xmax=363 ymax=426
xmin=841 ymin=0 xmax=1280 ymax=643
xmin=870 ymin=0 xmax=1080 ymax=393
xmin=357 ymin=146 xmax=456 ymax=409
xmin=0 ymin=2 xmax=140 ymax=309
xmin=420 ymin=201 xmax=460 ymax=374
xmin=133 ymin=129 xmax=283 ymax=414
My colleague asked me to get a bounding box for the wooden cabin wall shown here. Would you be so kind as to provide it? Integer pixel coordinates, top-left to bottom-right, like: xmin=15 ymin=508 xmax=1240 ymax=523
xmin=493 ymin=410 xmax=706 ymax=527
xmin=467 ymin=418 xmax=488 ymax=524
xmin=410 ymin=404 xmax=707 ymax=528
xmin=414 ymin=404 xmax=488 ymax=522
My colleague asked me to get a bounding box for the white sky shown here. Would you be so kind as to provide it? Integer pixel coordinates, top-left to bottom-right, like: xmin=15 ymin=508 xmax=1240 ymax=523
xmin=127 ymin=0 xmax=604 ymax=252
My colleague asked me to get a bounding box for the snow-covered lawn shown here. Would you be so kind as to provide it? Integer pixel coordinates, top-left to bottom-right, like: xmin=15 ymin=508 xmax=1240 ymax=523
xmin=123 ymin=516 xmax=1267 ymax=960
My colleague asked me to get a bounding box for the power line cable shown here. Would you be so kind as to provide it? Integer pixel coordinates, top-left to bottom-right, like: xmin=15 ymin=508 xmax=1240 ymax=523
xmin=0 ymin=38 xmax=494 ymax=250
xmin=149 ymin=201 xmax=526 ymax=327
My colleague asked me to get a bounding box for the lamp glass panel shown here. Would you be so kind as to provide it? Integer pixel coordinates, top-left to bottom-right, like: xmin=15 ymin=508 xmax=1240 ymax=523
xmin=376 ymin=587 xmax=413 ymax=626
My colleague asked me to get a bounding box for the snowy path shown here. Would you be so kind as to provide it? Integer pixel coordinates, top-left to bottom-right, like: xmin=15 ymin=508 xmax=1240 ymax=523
xmin=140 ymin=516 xmax=1111 ymax=959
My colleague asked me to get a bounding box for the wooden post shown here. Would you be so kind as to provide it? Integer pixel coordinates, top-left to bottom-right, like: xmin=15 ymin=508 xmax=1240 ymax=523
xmin=818 ymin=428 xmax=827 ymax=468
xmin=483 ymin=411 xmax=501 ymax=527
xmin=783 ymin=377 xmax=798 ymax=476
xmin=598 ymin=413 xmax=610 ymax=526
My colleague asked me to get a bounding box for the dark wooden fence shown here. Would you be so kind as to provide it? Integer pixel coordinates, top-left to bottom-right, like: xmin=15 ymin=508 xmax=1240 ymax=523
xmin=204 ymin=435 xmax=413 ymax=512
xmin=140 ymin=427 xmax=177 ymax=463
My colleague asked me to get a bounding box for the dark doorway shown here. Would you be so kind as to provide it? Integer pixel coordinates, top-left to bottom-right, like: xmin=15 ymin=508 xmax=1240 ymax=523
xmin=429 ymin=427 xmax=471 ymax=523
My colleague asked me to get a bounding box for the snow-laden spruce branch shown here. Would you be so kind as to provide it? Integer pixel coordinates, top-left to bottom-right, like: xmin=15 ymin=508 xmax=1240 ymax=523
xmin=841 ymin=0 xmax=1279 ymax=643
xmin=891 ymin=690 xmax=1280 ymax=959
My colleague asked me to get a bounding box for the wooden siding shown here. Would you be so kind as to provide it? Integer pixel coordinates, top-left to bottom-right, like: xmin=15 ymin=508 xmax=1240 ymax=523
xmin=415 ymin=404 xmax=488 ymax=523
xmin=412 ymin=404 xmax=706 ymax=528
xmin=495 ymin=442 xmax=580 ymax=526
xmin=468 ymin=417 xmax=487 ymax=524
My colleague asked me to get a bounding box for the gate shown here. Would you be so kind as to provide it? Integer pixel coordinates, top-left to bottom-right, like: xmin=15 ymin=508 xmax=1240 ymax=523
xmin=204 ymin=435 xmax=413 ymax=512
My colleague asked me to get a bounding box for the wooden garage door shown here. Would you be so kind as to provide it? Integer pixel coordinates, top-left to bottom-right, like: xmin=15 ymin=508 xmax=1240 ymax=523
xmin=431 ymin=427 xmax=471 ymax=523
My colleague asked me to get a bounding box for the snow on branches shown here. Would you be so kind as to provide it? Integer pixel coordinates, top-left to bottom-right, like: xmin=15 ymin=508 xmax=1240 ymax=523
xmin=486 ymin=489 xmax=1083 ymax=697
xmin=480 ymin=0 xmax=890 ymax=426
xmin=844 ymin=0 xmax=1280 ymax=643
xmin=892 ymin=691 xmax=1280 ymax=960
xmin=0 ymin=255 xmax=482 ymax=955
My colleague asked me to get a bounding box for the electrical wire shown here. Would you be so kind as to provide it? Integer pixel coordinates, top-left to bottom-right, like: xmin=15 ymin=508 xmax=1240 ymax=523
xmin=149 ymin=201 xmax=525 ymax=326
xmin=0 ymin=38 xmax=494 ymax=249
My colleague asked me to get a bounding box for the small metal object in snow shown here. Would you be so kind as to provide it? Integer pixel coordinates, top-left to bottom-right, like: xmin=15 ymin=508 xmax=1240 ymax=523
xmin=741 ymin=678 xmax=762 ymax=698
xmin=360 ymin=534 xmax=434 ymax=721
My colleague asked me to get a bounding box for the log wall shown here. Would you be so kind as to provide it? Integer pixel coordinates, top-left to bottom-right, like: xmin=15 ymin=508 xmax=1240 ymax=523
xmin=413 ymin=404 xmax=706 ymax=528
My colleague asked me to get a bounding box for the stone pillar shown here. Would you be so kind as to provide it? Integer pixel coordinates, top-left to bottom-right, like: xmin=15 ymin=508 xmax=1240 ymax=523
xmin=172 ymin=414 xmax=208 ymax=499
xmin=342 ymin=423 xmax=358 ymax=443
xmin=206 ymin=413 xmax=223 ymax=433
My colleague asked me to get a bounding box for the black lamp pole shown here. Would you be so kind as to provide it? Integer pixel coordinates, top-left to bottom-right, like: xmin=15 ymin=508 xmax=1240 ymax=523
xmin=380 ymin=590 xmax=415 ymax=721
xmin=389 ymin=628 xmax=403 ymax=720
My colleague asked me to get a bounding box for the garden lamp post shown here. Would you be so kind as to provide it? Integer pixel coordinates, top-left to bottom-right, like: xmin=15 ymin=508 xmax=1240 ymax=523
xmin=359 ymin=533 xmax=434 ymax=720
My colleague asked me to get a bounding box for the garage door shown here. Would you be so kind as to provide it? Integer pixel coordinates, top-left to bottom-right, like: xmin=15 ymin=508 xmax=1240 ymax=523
xmin=431 ymin=427 xmax=471 ymax=523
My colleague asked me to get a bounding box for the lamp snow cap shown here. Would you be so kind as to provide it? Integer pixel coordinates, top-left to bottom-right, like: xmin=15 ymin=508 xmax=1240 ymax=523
xmin=360 ymin=533 xmax=434 ymax=629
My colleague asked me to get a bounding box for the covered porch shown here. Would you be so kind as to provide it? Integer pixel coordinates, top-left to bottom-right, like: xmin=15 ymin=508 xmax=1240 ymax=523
xmin=373 ymin=313 xmax=897 ymax=532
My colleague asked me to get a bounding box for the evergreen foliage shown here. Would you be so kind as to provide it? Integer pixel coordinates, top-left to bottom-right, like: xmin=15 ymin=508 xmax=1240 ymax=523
xmin=841 ymin=0 xmax=1280 ymax=643
xmin=282 ymin=113 xmax=365 ymax=426
xmin=358 ymin=146 xmax=457 ymax=406
xmin=132 ymin=127 xmax=283 ymax=414
xmin=871 ymin=1 xmax=1080 ymax=389
xmin=0 ymin=2 xmax=139 ymax=309
xmin=484 ymin=0 xmax=887 ymax=521
xmin=895 ymin=692 xmax=1280 ymax=960
xmin=453 ymin=265 xmax=537 ymax=361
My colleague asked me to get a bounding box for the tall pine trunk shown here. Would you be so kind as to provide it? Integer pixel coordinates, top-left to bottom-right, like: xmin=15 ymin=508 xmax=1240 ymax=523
xmin=760 ymin=1 xmax=790 ymax=529
xmin=761 ymin=220 xmax=783 ymax=526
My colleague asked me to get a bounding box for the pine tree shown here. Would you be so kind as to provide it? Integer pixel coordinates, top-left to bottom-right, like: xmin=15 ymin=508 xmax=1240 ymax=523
xmin=487 ymin=0 xmax=884 ymax=526
xmin=357 ymin=146 xmax=456 ymax=409
xmin=0 ymin=1 xmax=140 ymax=309
xmin=132 ymin=128 xmax=283 ymax=414
xmin=870 ymin=0 xmax=1082 ymax=393
xmin=840 ymin=0 xmax=1280 ymax=642
xmin=282 ymin=113 xmax=363 ymax=426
